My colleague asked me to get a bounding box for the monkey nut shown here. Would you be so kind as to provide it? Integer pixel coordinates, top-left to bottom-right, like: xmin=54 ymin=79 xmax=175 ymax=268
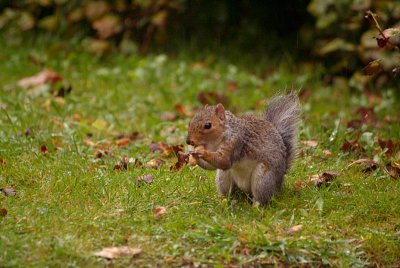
xmin=188 ymin=154 xmax=197 ymax=166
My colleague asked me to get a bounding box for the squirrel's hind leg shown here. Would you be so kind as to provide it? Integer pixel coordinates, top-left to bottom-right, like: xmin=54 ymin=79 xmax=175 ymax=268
xmin=216 ymin=170 xmax=235 ymax=196
xmin=251 ymin=163 xmax=284 ymax=205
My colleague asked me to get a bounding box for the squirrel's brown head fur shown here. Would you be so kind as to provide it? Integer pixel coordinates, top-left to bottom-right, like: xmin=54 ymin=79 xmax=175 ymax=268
xmin=187 ymin=103 xmax=226 ymax=151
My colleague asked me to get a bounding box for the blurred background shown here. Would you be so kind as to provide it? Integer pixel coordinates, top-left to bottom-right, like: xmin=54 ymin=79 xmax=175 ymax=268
xmin=1 ymin=0 xmax=399 ymax=91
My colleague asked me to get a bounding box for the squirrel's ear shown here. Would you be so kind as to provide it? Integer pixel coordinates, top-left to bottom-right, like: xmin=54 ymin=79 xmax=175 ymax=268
xmin=215 ymin=103 xmax=225 ymax=121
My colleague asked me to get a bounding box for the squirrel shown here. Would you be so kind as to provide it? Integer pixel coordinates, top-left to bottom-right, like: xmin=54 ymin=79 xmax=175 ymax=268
xmin=186 ymin=93 xmax=300 ymax=205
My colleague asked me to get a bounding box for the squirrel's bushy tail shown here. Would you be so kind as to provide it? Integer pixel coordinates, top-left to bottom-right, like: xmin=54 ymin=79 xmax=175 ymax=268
xmin=264 ymin=92 xmax=301 ymax=166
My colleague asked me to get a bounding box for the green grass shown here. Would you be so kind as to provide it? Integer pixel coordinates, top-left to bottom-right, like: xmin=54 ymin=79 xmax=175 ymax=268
xmin=0 ymin=37 xmax=399 ymax=267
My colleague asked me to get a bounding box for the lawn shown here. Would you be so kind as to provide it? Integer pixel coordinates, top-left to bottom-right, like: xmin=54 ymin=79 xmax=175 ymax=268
xmin=0 ymin=37 xmax=399 ymax=267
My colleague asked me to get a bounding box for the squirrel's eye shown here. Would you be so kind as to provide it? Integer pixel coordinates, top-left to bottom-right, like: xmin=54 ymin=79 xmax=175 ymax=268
xmin=204 ymin=122 xmax=212 ymax=129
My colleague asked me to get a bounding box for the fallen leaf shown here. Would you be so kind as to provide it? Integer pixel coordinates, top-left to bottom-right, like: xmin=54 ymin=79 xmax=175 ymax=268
xmin=92 ymin=118 xmax=108 ymax=130
xmin=24 ymin=128 xmax=33 ymax=136
xmin=153 ymin=206 xmax=167 ymax=218
xmin=385 ymin=163 xmax=400 ymax=179
xmin=0 ymin=208 xmax=7 ymax=217
xmin=129 ymin=131 xmax=141 ymax=141
xmin=174 ymin=104 xmax=190 ymax=117
xmin=170 ymin=151 xmax=189 ymax=171
xmin=94 ymin=149 xmax=113 ymax=158
xmin=348 ymin=159 xmax=378 ymax=172
xmin=94 ymin=246 xmax=141 ymax=259
xmin=301 ymin=140 xmax=318 ymax=147
xmin=40 ymin=144 xmax=48 ymax=154
xmin=299 ymin=87 xmax=312 ymax=101
xmin=322 ymin=149 xmax=333 ymax=157
xmin=84 ymin=139 xmax=97 ymax=147
xmin=309 ymin=172 xmax=340 ymax=186
xmin=293 ymin=181 xmax=306 ymax=190
xmin=136 ymin=174 xmax=154 ymax=184
xmin=378 ymin=138 xmax=397 ymax=157
xmin=0 ymin=158 xmax=5 ymax=164
xmin=160 ymin=112 xmax=179 ymax=121
xmin=149 ymin=142 xmax=183 ymax=157
xmin=227 ymin=81 xmax=238 ymax=92
xmin=114 ymin=157 xmax=128 ymax=171
xmin=284 ymin=224 xmax=303 ymax=234
xmin=93 ymin=14 xmax=122 ymax=39
xmin=116 ymin=137 xmax=130 ymax=147
xmin=146 ymin=158 xmax=165 ymax=169
xmin=341 ymin=139 xmax=361 ymax=152
xmin=17 ymin=69 xmax=62 ymax=89
xmin=0 ymin=188 xmax=17 ymax=197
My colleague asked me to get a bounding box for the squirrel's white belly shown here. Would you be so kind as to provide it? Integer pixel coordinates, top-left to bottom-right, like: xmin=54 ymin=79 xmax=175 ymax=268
xmin=230 ymin=158 xmax=259 ymax=193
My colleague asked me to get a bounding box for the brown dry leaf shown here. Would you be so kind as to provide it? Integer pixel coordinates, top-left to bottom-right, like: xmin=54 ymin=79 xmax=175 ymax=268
xmin=84 ymin=139 xmax=97 ymax=147
xmin=385 ymin=163 xmax=400 ymax=179
xmin=322 ymin=149 xmax=333 ymax=157
xmin=114 ymin=157 xmax=128 ymax=171
xmin=170 ymin=151 xmax=189 ymax=171
xmin=0 ymin=188 xmax=16 ymax=197
xmin=299 ymin=87 xmax=312 ymax=101
xmin=378 ymin=138 xmax=397 ymax=157
xmin=174 ymin=104 xmax=190 ymax=117
xmin=0 ymin=158 xmax=5 ymax=164
xmin=160 ymin=112 xmax=179 ymax=121
xmin=301 ymin=140 xmax=318 ymax=148
xmin=93 ymin=14 xmax=122 ymax=39
xmin=116 ymin=137 xmax=130 ymax=147
xmin=309 ymin=172 xmax=340 ymax=186
xmin=0 ymin=208 xmax=7 ymax=217
xmin=41 ymin=144 xmax=48 ymax=154
xmin=293 ymin=181 xmax=306 ymax=190
xmin=24 ymin=128 xmax=33 ymax=136
xmin=149 ymin=142 xmax=183 ymax=157
xmin=348 ymin=159 xmax=378 ymax=172
xmin=284 ymin=224 xmax=303 ymax=234
xmin=94 ymin=246 xmax=141 ymax=259
xmin=146 ymin=158 xmax=165 ymax=169
xmin=341 ymin=139 xmax=361 ymax=153
xmin=153 ymin=206 xmax=167 ymax=218
xmin=94 ymin=149 xmax=113 ymax=158
xmin=136 ymin=174 xmax=154 ymax=184
xmin=17 ymin=69 xmax=62 ymax=89
xmin=227 ymin=81 xmax=238 ymax=92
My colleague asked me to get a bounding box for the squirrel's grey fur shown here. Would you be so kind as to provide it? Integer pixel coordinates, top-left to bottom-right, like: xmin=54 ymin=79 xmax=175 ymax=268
xmin=188 ymin=92 xmax=301 ymax=205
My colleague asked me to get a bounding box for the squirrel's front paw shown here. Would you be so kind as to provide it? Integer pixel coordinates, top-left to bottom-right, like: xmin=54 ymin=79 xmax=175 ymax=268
xmin=193 ymin=145 xmax=207 ymax=157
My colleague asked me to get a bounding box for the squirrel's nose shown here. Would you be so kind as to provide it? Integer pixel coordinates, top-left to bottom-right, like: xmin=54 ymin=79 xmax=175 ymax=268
xmin=186 ymin=136 xmax=193 ymax=145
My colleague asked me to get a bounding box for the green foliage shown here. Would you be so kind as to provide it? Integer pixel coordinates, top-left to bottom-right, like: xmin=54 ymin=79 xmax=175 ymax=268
xmin=307 ymin=0 xmax=400 ymax=88
xmin=0 ymin=0 xmax=185 ymax=53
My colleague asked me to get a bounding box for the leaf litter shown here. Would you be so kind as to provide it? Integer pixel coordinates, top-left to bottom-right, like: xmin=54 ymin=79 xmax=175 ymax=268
xmin=0 ymin=188 xmax=17 ymax=197
xmin=94 ymin=246 xmax=141 ymax=259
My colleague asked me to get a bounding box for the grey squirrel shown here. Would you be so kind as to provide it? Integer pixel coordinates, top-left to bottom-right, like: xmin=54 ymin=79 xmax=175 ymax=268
xmin=186 ymin=93 xmax=301 ymax=205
